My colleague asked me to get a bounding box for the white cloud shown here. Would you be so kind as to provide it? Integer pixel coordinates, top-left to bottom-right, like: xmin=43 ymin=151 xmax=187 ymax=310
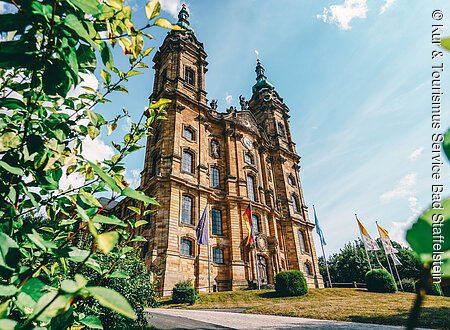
xmin=67 ymin=72 xmax=98 ymax=98
xmin=225 ymin=92 xmax=233 ymax=105
xmin=81 ymin=136 xmax=114 ymax=163
xmin=126 ymin=169 xmax=141 ymax=188
xmin=389 ymin=196 xmax=423 ymax=246
xmin=379 ymin=0 xmax=396 ymax=14
xmin=160 ymin=0 xmax=183 ymax=18
xmin=408 ymin=147 xmax=424 ymax=161
xmin=0 ymin=2 xmax=5 ymax=14
xmin=317 ymin=0 xmax=368 ymax=30
xmin=379 ymin=172 xmax=417 ymax=202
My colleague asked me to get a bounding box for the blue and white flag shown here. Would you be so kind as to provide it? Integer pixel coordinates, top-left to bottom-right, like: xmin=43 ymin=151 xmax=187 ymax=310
xmin=313 ymin=205 xmax=326 ymax=246
xmin=196 ymin=203 xmax=209 ymax=245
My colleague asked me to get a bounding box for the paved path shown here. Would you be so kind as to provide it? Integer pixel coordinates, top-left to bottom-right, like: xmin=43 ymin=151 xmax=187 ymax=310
xmin=146 ymin=308 xmax=425 ymax=329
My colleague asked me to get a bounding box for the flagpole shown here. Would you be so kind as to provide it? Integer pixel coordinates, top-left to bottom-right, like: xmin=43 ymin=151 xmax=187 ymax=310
xmin=391 ymin=255 xmax=403 ymax=291
xmin=313 ymin=205 xmax=332 ymax=288
xmin=356 ymin=214 xmax=372 ymax=270
xmin=207 ymin=204 xmax=211 ymax=293
xmin=250 ymin=202 xmax=261 ymax=290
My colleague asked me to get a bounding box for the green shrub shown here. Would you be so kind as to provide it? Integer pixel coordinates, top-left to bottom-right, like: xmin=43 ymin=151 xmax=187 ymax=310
xmin=172 ymin=280 xmax=197 ymax=304
xmin=77 ymin=252 xmax=158 ymax=330
xmin=365 ymin=269 xmax=397 ymax=293
xmin=275 ymin=270 xmax=308 ymax=297
xmin=400 ymin=278 xmax=416 ymax=293
xmin=426 ymin=283 xmax=443 ymax=296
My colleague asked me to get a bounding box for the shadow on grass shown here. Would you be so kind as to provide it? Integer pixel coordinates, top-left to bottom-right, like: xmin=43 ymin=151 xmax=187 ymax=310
xmin=348 ymin=307 xmax=450 ymax=329
xmin=258 ymin=291 xmax=278 ymax=299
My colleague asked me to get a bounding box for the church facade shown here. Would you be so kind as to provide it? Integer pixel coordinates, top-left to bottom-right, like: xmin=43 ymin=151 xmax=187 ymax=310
xmin=116 ymin=5 xmax=323 ymax=295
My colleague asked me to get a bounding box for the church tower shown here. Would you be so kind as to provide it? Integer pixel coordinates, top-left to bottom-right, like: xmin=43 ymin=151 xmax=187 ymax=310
xmin=118 ymin=5 xmax=323 ymax=295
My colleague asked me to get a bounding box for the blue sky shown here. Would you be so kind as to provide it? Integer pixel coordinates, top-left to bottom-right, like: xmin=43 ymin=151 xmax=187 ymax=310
xmin=63 ymin=0 xmax=450 ymax=254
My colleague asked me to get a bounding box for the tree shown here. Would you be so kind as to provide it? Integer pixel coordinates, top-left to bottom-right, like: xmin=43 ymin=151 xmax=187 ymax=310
xmin=319 ymin=239 xmax=421 ymax=284
xmin=0 ymin=1 xmax=181 ymax=328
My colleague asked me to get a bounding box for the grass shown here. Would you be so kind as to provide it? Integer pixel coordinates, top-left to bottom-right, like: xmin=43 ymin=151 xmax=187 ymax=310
xmin=159 ymin=288 xmax=450 ymax=329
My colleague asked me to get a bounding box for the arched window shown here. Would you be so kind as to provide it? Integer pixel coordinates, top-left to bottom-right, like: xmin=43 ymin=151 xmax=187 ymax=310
xmin=211 ymin=208 xmax=223 ymax=235
xmin=211 ymin=167 xmax=220 ymax=188
xmin=278 ymin=122 xmax=285 ymax=137
xmin=181 ymin=195 xmax=193 ymax=224
xmin=245 ymin=153 xmax=254 ymax=165
xmin=153 ymin=125 xmax=161 ymax=143
xmin=252 ymin=214 xmax=260 ymax=234
xmin=304 ymin=262 xmax=312 ymax=276
xmin=151 ymin=153 xmax=159 ymax=177
xmin=185 ymin=67 xmax=195 ymax=86
xmin=288 ymin=174 xmax=295 ymax=186
xmin=180 ymin=238 xmax=193 ymax=257
xmin=183 ymin=126 xmax=195 ymax=141
xmin=212 ymin=247 xmax=224 ymax=264
xmin=182 ymin=150 xmax=194 ymax=173
xmin=292 ymin=194 xmax=300 ymax=213
xmin=298 ymin=230 xmax=309 ymax=254
xmin=146 ymin=204 xmax=154 ymax=225
xmin=247 ymin=175 xmax=256 ymax=202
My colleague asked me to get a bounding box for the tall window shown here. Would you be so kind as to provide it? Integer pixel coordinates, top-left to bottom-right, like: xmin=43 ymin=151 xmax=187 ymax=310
xmin=182 ymin=150 xmax=194 ymax=173
xmin=304 ymin=262 xmax=312 ymax=276
xmin=183 ymin=126 xmax=195 ymax=141
xmin=185 ymin=68 xmax=195 ymax=85
xmin=181 ymin=195 xmax=193 ymax=224
xmin=278 ymin=122 xmax=285 ymax=137
xmin=213 ymin=247 xmax=224 ymax=264
xmin=288 ymin=174 xmax=295 ymax=186
xmin=180 ymin=238 xmax=193 ymax=257
xmin=245 ymin=153 xmax=254 ymax=165
xmin=252 ymin=214 xmax=260 ymax=234
xmin=211 ymin=208 xmax=223 ymax=235
xmin=292 ymin=195 xmax=300 ymax=213
xmin=146 ymin=204 xmax=153 ymax=225
xmin=211 ymin=167 xmax=220 ymax=188
xmin=247 ymin=175 xmax=256 ymax=201
xmin=298 ymin=230 xmax=309 ymax=253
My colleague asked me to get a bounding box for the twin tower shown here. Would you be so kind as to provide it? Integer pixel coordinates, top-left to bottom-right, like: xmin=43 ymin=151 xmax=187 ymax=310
xmin=115 ymin=5 xmax=323 ymax=295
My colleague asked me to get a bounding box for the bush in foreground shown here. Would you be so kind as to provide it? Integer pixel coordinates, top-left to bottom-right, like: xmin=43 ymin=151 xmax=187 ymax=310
xmin=172 ymin=280 xmax=197 ymax=304
xmin=366 ymin=269 xmax=397 ymax=293
xmin=401 ymin=278 xmax=416 ymax=293
xmin=275 ymin=270 xmax=308 ymax=297
xmin=426 ymin=283 xmax=443 ymax=296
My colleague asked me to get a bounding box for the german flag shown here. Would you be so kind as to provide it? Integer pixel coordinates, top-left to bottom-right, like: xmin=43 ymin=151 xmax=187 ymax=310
xmin=243 ymin=203 xmax=253 ymax=246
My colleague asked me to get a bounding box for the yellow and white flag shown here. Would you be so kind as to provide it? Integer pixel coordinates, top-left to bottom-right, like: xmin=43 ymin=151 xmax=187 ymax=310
xmin=377 ymin=223 xmax=398 ymax=255
xmin=355 ymin=215 xmax=380 ymax=251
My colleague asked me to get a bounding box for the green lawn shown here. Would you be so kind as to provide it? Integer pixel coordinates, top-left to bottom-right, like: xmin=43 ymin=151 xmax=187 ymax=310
xmin=159 ymin=288 xmax=450 ymax=329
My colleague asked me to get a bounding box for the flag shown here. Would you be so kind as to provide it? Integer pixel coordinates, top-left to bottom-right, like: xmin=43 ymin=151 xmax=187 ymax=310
xmin=355 ymin=215 xmax=380 ymax=251
xmin=313 ymin=205 xmax=326 ymax=246
xmin=243 ymin=203 xmax=253 ymax=246
xmin=391 ymin=253 xmax=402 ymax=266
xmin=196 ymin=204 xmax=209 ymax=245
xmin=377 ymin=223 xmax=398 ymax=255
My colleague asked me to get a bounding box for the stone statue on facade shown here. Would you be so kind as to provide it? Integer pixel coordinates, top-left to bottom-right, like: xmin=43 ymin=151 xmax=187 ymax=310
xmin=211 ymin=140 xmax=220 ymax=158
xmin=239 ymin=95 xmax=249 ymax=111
xmin=209 ymin=99 xmax=218 ymax=111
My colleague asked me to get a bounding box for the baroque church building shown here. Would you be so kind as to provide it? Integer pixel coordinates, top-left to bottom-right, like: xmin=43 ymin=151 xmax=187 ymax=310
xmin=116 ymin=5 xmax=323 ymax=295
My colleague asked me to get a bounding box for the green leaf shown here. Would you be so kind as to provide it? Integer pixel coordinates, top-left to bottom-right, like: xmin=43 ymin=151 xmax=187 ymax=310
xmin=0 ymin=132 xmax=21 ymax=152
xmin=0 ymin=285 xmax=17 ymax=297
xmin=134 ymin=220 xmax=148 ymax=228
xmin=0 ymin=232 xmax=20 ymax=278
xmin=406 ymin=198 xmax=450 ymax=274
xmin=443 ymin=129 xmax=450 ymax=162
xmin=107 ymin=271 xmax=130 ymax=279
xmin=441 ymin=37 xmax=450 ymax=51
xmin=88 ymin=161 xmax=121 ymax=192
xmin=121 ymin=187 xmax=159 ymax=207
xmin=80 ymin=315 xmax=103 ymax=329
xmin=100 ymin=40 xmax=114 ymax=70
xmin=154 ymin=18 xmax=183 ymax=31
xmin=0 ymin=160 xmax=23 ymax=176
xmin=0 ymin=319 xmax=17 ymax=330
xmin=92 ymin=214 xmax=127 ymax=227
xmin=127 ymin=206 xmax=141 ymax=215
xmin=88 ymin=287 xmax=136 ymax=320
xmin=64 ymin=14 xmax=94 ymax=47
xmin=145 ymin=0 xmax=161 ymax=20
xmin=96 ymin=231 xmax=119 ymax=253
xmin=149 ymin=98 xmax=171 ymax=109
xmin=130 ymin=236 xmax=147 ymax=242
xmin=126 ymin=70 xmax=142 ymax=77
xmin=28 ymin=230 xmax=58 ymax=252
xmin=80 ymin=190 xmax=103 ymax=208
xmin=68 ymin=0 xmax=102 ymax=16
xmin=88 ymin=125 xmax=100 ymax=139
